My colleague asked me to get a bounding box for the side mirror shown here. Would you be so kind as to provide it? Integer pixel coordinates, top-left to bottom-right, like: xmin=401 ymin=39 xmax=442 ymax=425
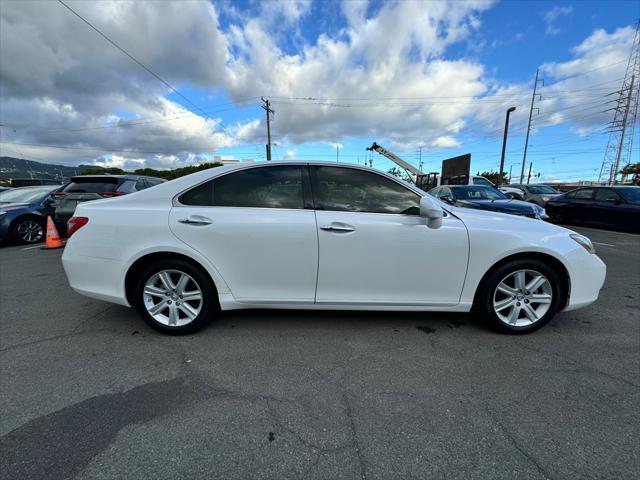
xmin=420 ymin=195 xmax=444 ymax=229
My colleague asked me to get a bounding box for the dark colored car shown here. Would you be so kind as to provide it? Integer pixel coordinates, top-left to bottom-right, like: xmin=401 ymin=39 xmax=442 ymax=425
xmin=0 ymin=185 xmax=62 ymax=244
xmin=429 ymin=185 xmax=548 ymax=220
xmin=53 ymin=175 xmax=165 ymax=234
xmin=545 ymin=186 xmax=640 ymax=233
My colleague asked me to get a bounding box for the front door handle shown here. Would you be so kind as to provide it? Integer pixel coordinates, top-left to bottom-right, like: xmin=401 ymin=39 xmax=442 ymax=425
xmin=320 ymin=223 xmax=355 ymax=233
xmin=178 ymin=216 xmax=213 ymax=226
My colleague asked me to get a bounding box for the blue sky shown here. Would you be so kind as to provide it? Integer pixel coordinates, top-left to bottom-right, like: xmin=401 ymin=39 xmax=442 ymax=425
xmin=1 ymin=0 xmax=638 ymax=182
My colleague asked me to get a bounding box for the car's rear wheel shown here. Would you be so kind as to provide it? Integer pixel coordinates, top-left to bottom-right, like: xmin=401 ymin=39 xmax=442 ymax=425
xmin=478 ymin=259 xmax=563 ymax=334
xmin=11 ymin=217 xmax=44 ymax=244
xmin=134 ymin=259 xmax=217 ymax=334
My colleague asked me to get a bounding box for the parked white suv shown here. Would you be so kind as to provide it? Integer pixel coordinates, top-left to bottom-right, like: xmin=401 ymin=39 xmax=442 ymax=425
xmin=62 ymin=162 xmax=606 ymax=335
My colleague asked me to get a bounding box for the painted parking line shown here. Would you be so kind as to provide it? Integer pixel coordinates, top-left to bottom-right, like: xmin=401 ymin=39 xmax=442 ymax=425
xmin=592 ymin=242 xmax=616 ymax=247
xmin=20 ymin=245 xmax=42 ymax=251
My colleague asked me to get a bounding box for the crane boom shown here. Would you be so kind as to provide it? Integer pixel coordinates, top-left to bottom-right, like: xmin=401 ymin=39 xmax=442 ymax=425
xmin=366 ymin=142 xmax=424 ymax=176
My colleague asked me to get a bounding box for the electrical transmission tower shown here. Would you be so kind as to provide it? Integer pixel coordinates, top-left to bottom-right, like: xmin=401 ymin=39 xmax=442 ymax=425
xmin=599 ymin=20 xmax=640 ymax=185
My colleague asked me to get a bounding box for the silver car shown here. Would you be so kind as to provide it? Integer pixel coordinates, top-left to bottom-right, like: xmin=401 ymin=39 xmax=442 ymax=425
xmin=498 ymin=184 xmax=562 ymax=206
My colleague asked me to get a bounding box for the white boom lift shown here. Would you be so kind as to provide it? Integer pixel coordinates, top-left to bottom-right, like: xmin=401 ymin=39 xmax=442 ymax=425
xmin=366 ymin=142 xmax=424 ymax=177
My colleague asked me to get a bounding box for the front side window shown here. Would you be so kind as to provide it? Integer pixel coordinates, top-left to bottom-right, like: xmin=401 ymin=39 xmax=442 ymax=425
xmin=594 ymin=189 xmax=620 ymax=202
xmin=213 ymin=166 xmax=303 ymax=209
xmin=313 ymin=166 xmax=420 ymax=215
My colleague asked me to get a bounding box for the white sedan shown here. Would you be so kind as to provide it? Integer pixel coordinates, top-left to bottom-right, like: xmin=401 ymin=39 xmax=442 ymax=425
xmin=62 ymin=162 xmax=606 ymax=335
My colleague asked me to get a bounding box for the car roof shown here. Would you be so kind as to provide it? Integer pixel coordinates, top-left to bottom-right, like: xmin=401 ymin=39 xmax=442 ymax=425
xmin=70 ymin=174 xmax=162 ymax=181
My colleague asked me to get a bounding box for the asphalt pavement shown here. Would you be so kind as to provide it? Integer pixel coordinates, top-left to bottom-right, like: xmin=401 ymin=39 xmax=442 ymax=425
xmin=0 ymin=226 xmax=638 ymax=480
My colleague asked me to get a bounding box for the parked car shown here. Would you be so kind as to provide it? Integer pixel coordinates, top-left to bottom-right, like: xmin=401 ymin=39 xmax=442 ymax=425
xmin=429 ymin=185 xmax=548 ymax=220
xmin=498 ymin=184 xmax=562 ymax=206
xmin=53 ymin=175 xmax=165 ymax=234
xmin=62 ymin=162 xmax=605 ymax=335
xmin=0 ymin=185 xmax=62 ymax=244
xmin=545 ymin=186 xmax=640 ymax=233
xmin=0 ymin=186 xmax=12 ymax=193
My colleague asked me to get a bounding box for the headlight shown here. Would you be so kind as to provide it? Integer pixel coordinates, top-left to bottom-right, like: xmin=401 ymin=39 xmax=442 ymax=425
xmin=533 ymin=205 xmax=547 ymax=219
xmin=570 ymin=233 xmax=596 ymax=254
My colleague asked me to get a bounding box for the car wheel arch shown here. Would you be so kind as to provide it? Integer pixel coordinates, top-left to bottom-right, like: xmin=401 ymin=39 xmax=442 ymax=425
xmin=124 ymin=252 xmax=221 ymax=309
xmin=472 ymin=252 xmax=570 ymax=311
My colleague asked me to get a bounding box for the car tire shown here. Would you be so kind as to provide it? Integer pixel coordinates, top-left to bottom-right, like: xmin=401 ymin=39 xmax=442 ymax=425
xmin=10 ymin=217 xmax=45 ymax=244
xmin=478 ymin=259 xmax=564 ymax=334
xmin=133 ymin=259 xmax=218 ymax=335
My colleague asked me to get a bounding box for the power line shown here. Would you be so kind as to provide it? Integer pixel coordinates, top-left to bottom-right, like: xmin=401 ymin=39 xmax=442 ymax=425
xmin=57 ymin=0 xmax=209 ymax=118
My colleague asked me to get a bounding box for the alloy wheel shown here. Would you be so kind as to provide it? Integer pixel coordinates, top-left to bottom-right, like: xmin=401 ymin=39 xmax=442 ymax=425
xmin=492 ymin=269 xmax=553 ymax=327
xmin=17 ymin=220 xmax=43 ymax=243
xmin=143 ymin=269 xmax=203 ymax=327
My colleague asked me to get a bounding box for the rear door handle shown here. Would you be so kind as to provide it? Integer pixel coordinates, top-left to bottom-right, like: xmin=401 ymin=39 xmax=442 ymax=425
xmin=178 ymin=215 xmax=213 ymax=226
xmin=320 ymin=223 xmax=355 ymax=233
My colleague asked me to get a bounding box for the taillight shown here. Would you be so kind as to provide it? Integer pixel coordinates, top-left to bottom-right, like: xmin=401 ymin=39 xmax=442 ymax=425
xmin=98 ymin=191 xmax=125 ymax=197
xmin=67 ymin=216 xmax=89 ymax=237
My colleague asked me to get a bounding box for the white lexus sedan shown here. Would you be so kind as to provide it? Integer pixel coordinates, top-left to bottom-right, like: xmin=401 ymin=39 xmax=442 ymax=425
xmin=62 ymin=162 xmax=606 ymax=335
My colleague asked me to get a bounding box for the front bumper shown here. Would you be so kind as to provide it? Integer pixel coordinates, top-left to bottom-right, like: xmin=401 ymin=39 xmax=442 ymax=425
xmin=563 ymin=253 xmax=607 ymax=312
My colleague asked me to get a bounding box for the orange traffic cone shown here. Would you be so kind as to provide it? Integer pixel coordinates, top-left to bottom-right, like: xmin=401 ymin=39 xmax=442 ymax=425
xmin=41 ymin=215 xmax=64 ymax=250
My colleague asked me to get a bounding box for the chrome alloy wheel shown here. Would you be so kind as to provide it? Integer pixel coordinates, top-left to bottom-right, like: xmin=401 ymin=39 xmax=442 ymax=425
xmin=143 ymin=270 xmax=203 ymax=327
xmin=492 ymin=269 xmax=553 ymax=327
xmin=17 ymin=219 xmax=43 ymax=243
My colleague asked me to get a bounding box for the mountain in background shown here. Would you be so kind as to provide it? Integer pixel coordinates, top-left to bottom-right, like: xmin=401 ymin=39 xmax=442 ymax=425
xmin=0 ymin=156 xmax=99 ymax=181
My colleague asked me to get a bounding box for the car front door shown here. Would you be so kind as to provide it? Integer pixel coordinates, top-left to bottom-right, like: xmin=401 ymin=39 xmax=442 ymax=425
xmin=169 ymin=165 xmax=318 ymax=304
xmin=592 ymin=188 xmax=623 ymax=227
xmin=311 ymin=166 xmax=469 ymax=306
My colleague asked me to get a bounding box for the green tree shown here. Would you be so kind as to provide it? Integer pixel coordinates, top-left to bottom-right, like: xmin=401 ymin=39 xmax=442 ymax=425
xmin=619 ymin=162 xmax=640 ymax=185
xmin=476 ymin=170 xmax=508 ymax=184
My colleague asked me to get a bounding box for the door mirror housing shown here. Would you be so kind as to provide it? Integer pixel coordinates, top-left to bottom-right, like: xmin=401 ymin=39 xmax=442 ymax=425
xmin=420 ymin=195 xmax=444 ymax=229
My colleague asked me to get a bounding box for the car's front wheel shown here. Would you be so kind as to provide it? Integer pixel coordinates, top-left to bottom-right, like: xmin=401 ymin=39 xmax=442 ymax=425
xmin=11 ymin=217 xmax=44 ymax=244
xmin=478 ymin=259 xmax=564 ymax=334
xmin=133 ymin=259 xmax=217 ymax=334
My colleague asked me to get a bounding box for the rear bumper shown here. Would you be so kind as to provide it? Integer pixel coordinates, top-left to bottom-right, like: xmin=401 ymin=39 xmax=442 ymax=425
xmin=563 ymin=253 xmax=606 ymax=312
xmin=62 ymin=248 xmax=130 ymax=307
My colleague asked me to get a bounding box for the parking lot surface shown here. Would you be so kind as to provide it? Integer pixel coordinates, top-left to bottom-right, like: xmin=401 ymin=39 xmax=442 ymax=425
xmin=1 ymin=226 xmax=638 ymax=480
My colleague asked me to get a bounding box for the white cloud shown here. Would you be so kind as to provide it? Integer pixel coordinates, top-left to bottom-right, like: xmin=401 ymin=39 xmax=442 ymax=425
xmin=543 ymin=6 xmax=573 ymax=36
xmin=0 ymin=0 xmax=634 ymax=170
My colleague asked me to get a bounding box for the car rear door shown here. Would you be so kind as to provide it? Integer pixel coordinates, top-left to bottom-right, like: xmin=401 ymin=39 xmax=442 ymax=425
xmin=592 ymin=188 xmax=624 ymax=227
xmin=311 ymin=165 xmax=468 ymax=306
xmin=169 ymin=165 xmax=318 ymax=304
xmin=566 ymin=188 xmax=595 ymax=224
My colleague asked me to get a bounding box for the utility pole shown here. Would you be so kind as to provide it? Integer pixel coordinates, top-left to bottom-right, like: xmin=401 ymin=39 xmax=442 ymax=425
xmin=261 ymin=97 xmax=274 ymax=161
xmin=520 ymin=68 xmax=543 ymax=183
xmin=499 ymin=107 xmax=516 ymax=185
xmin=336 ymin=144 xmax=339 ymax=162
xmin=418 ymin=147 xmax=423 ymax=171
xmin=527 ymin=162 xmax=533 ymax=184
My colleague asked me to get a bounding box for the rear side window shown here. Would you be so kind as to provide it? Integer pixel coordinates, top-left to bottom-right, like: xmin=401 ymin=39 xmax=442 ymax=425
xmin=180 ymin=181 xmax=213 ymax=206
xmin=567 ymin=189 xmax=594 ymax=199
xmin=313 ymin=166 xmax=420 ymax=215
xmin=213 ymin=166 xmax=303 ymax=209
xmin=62 ymin=181 xmax=117 ymax=193
xmin=117 ymin=180 xmax=138 ymax=194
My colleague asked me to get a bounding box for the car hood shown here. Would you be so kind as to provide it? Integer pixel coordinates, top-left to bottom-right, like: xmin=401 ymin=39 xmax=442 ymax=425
xmin=449 ymin=204 xmax=570 ymax=233
xmin=456 ymin=199 xmax=536 ymax=212
xmin=0 ymin=202 xmax=31 ymax=211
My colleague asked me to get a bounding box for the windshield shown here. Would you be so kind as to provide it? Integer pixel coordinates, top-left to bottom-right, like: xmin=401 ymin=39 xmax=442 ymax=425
xmin=619 ymin=188 xmax=640 ymax=203
xmin=451 ymin=186 xmax=508 ymax=200
xmin=0 ymin=186 xmax=56 ymax=204
xmin=527 ymin=185 xmax=560 ymax=194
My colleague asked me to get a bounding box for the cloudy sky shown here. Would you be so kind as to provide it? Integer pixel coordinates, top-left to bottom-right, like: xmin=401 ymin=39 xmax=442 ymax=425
xmin=0 ymin=0 xmax=638 ymax=181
